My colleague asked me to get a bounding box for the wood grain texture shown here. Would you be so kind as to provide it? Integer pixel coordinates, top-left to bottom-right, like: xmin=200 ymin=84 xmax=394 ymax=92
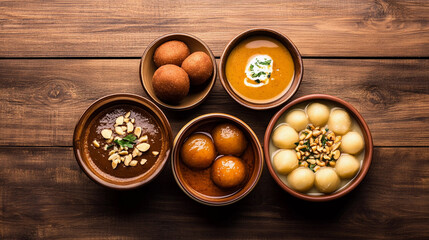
xmin=0 ymin=146 xmax=428 ymax=239
xmin=0 ymin=0 xmax=428 ymax=57
xmin=0 ymin=58 xmax=428 ymax=147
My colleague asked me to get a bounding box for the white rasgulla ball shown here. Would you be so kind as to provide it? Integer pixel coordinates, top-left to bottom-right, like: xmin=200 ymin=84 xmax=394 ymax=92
xmin=287 ymin=167 xmax=315 ymax=192
xmin=315 ymin=167 xmax=341 ymax=193
xmin=272 ymin=125 xmax=299 ymax=149
xmin=335 ymin=155 xmax=360 ymax=179
xmin=328 ymin=109 xmax=352 ymax=135
xmin=273 ymin=149 xmax=299 ymax=175
xmin=341 ymin=132 xmax=364 ymax=154
xmin=285 ymin=110 xmax=309 ymax=132
xmin=307 ymin=103 xmax=330 ymax=126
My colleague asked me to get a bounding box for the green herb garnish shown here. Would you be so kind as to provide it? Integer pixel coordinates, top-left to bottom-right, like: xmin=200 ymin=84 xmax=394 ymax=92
xmin=325 ymin=127 xmax=329 ymax=132
xmin=114 ymin=134 xmax=137 ymax=148
xmin=255 ymin=79 xmax=261 ymax=83
xmin=321 ymin=135 xmax=327 ymax=146
xmin=294 ymin=142 xmax=299 ymax=146
xmin=249 ymin=64 xmax=254 ymax=71
xmin=309 ymin=164 xmax=316 ymax=171
xmin=258 ymin=59 xmax=271 ymax=65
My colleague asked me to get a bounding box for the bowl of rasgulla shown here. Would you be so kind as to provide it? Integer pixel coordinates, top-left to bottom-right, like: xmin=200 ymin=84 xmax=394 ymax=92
xmin=264 ymin=94 xmax=373 ymax=201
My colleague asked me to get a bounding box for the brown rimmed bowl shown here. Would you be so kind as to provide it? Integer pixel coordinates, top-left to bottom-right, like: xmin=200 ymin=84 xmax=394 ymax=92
xmin=264 ymin=94 xmax=373 ymax=201
xmin=140 ymin=33 xmax=217 ymax=111
xmin=219 ymin=28 xmax=303 ymax=110
xmin=73 ymin=94 xmax=173 ymax=190
xmin=172 ymin=113 xmax=264 ymax=206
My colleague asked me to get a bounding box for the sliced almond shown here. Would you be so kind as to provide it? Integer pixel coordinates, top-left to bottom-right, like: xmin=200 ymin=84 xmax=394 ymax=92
xmin=124 ymin=118 xmax=129 ymax=123
xmin=132 ymin=148 xmax=140 ymax=157
xmin=114 ymin=159 xmax=121 ymax=164
xmin=115 ymin=126 xmax=125 ymax=135
xmin=125 ymin=112 xmax=131 ymax=118
xmin=118 ymin=150 xmax=128 ymax=155
xmin=101 ymin=129 xmax=112 ymax=139
xmin=152 ymin=151 xmax=159 ymax=156
xmin=136 ymin=143 xmax=150 ymax=152
xmin=112 ymin=161 xmax=118 ymax=169
xmin=129 ymin=160 xmax=138 ymax=167
xmin=127 ymin=122 xmax=134 ymax=133
xmin=108 ymin=153 xmax=119 ymax=161
xmin=138 ymin=135 xmax=148 ymax=143
xmin=134 ymin=127 xmax=142 ymax=138
xmin=116 ymin=116 xmax=124 ymax=125
xmin=103 ymin=145 xmax=108 ymax=151
xmin=106 ymin=136 xmax=113 ymax=144
xmin=137 ymin=151 xmax=143 ymax=157
xmin=108 ymin=149 xmax=117 ymax=156
xmin=333 ymin=150 xmax=341 ymax=160
xmin=121 ymin=126 xmax=127 ymax=131
xmin=124 ymin=154 xmax=132 ymax=166
xmin=140 ymin=159 xmax=147 ymax=165
xmin=92 ymin=140 xmax=100 ymax=148
xmin=131 ymin=118 xmax=135 ymax=123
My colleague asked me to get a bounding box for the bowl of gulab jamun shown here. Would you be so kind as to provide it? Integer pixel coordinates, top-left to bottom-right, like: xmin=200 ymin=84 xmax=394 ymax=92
xmin=264 ymin=94 xmax=373 ymax=201
xmin=172 ymin=113 xmax=264 ymax=206
xmin=140 ymin=33 xmax=217 ymax=110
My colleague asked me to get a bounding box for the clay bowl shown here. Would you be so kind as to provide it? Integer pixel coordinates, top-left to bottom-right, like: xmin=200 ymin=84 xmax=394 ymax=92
xmin=140 ymin=33 xmax=217 ymax=110
xmin=73 ymin=94 xmax=173 ymax=190
xmin=172 ymin=113 xmax=264 ymax=206
xmin=219 ymin=28 xmax=303 ymax=110
xmin=264 ymin=94 xmax=373 ymax=201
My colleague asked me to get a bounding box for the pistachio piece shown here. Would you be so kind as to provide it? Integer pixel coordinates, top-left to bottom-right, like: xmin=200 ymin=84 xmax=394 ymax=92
xmin=124 ymin=154 xmax=132 ymax=166
xmin=92 ymin=140 xmax=100 ymax=148
xmin=115 ymin=126 xmax=125 ymax=135
xmin=129 ymin=160 xmax=138 ymax=167
xmin=116 ymin=116 xmax=124 ymax=125
xmin=134 ymin=127 xmax=142 ymax=138
xmin=127 ymin=122 xmax=134 ymax=133
xmin=140 ymin=159 xmax=147 ymax=165
xmin=101 ymin=129 xmax=112 ymax=139
xmin=136 ymin=143 xmax=150 ymax=152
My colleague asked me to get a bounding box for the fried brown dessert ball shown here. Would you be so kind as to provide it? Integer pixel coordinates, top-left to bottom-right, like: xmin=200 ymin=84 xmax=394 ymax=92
xmin=152 ymin=64 xmax=190 ymax=104
xmin=211 ymin=156 xmax=246 ymax=188
xmin=153 ymin=40 xmax=190 ymax=67
xmin=181 ymin=133 xmax=216 ymax=169
xmin=181 ymin=51 xmax=213 ymax=86
xmin=212 ymin=123 xmax=248 ymax=156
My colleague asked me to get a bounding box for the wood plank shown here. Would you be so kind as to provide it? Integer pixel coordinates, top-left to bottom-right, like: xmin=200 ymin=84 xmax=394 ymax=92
xmin=1 ymin=58 xmax=428 ymax=147
xmin=0 ymin=146 xmax=428 ymax=239
xmin=0 ymin=0 xmax=428 ymax=57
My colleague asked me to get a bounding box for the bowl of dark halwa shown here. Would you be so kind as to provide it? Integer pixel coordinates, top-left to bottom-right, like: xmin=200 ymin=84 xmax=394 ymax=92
xmin=172 ymin=113 xmax=264 ymax=206
xmin=140 ymin=33 xmax=217 ymax=110
xmin=73 ymin=94 xmax=173 ymax=189
xmin=219 ymin=28 xmax=303 ymax=110
xmin=264 ymin=94 xmax=373 ymax=201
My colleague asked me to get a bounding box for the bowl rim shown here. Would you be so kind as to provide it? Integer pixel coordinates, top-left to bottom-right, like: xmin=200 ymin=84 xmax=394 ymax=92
xmin=263 ymin=94 xmax=373 ymax=201
xmin=219 ymin=28 xmax=303 ymax=110
xmin=140 ymin=32 xmax=217 ymax=111
xmin=73 ymin=93 xmax=173 ymax=190
xmin=171 ymin=113 xmax=264 ymax=206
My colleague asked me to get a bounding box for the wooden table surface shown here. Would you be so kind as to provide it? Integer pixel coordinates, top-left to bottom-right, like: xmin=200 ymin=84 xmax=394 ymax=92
xmin=1 ymin=1 xmax=428 ymax=239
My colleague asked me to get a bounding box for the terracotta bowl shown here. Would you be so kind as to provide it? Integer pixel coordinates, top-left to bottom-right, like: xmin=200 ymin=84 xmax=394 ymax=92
xmin=219 ymin=28 xmax=303 ymax=110
xmin=73 ymin=94 xmax=173 ymax=190
xmin=172 ymin=113 xmax=264 ymax=206
xmin=264 ymin=94 xmax=373 ymax=201
xmin=140 ymin=33 xmax=217 ymax=110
